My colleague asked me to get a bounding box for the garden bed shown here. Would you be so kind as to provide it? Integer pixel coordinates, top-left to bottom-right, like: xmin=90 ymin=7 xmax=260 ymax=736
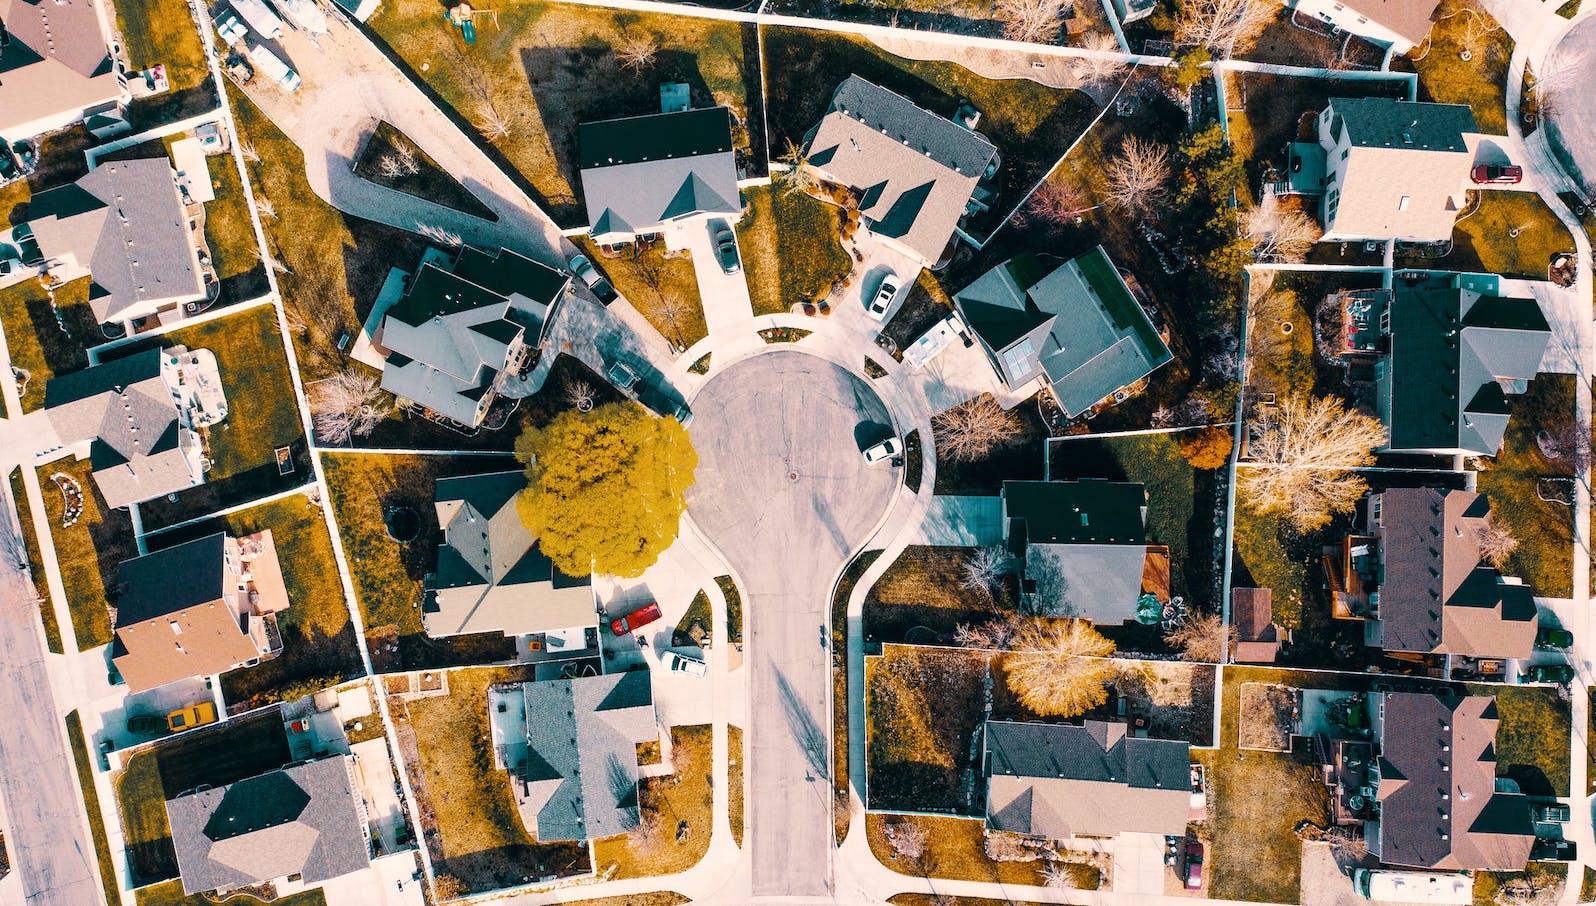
xmin=354 ymin=122 xmax=498 ymax=221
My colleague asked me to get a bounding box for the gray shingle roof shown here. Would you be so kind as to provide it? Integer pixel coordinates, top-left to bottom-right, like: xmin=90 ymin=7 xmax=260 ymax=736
xmin=1329 ymin=96 xmax=1476 ymax=152
xmin=985 ymin=719 xmax=1191 ymax=839
xmin=578 ymin=107 xmax=741 ymax=239
xmin=804 ymin=76 xmax=996 ymax=264
xmin=510 ymin=671 xmax=657 ymax=842
xmin=167 ymin=757 xmax=370 ymax=895
xmin=1004 ymin=480 xmax=1148 ymax=623
xmin=27 ymin=157 xmax=205 ymax=322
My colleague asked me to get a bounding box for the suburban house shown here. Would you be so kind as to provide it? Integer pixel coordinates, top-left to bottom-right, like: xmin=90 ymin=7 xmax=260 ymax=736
xmin=111 ymin=530 xmax=291 ymax=693
xmin=491 ymin=671 xmax=659 ymax=843
xmin=1371 ymin=272 xmax=1548 ymax=456
xmin=166 ymin=756 xmax=370 ymax=895
xmin=375 ymin=244 xmax=571 ymax=428
xmin=423 ymin=470 xmax=596 ymax=641
xmin=40 ymin=345 xmax=228 ymax=509
xmin=1231 ymin=587 xmax=1284 ymax=663
xmin=0 ymin=0 xmax=130 ymax=142
xmin=1368 ymin=692 xmax=1534 ymax=871
xmin=983 ymin=719 xmax=1193 ymax=840
xmin=953 ymin=247 xmax=1171 ymax=415
xmin=19 ymin=157 xmax=207 ymax=325
xmin=1285 ymin=0 xmax=1439 ymax=54
xmin=803 ymin=75 xmax=999 ymax=267
xmin=1294 ymin=97 xmax=1478 ymax=242
xmin=1326 ymin=488 xmax=1538 ymax=667
xmin=1002 ymin=479 xmax=1149 ymax=623
xmin=578 ymin=106 xmax=743 ymax=248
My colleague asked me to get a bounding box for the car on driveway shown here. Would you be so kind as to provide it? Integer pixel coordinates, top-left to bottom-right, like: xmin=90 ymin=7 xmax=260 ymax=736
xmin=569 ymin=255 xmax=618 ymax=304
xmin=167 ymin=701 xmax=218 ymax=733
xmin=711 ymin=221 xmax=740 ymax=273
xmin=609 ymin=601 xmax=663 ymax=636
xmin=1528 ymin=663 xmax=1575 ymax=684
xmin=1181 ymin=839 xmax=1204 ymax=889
xmin=1535 ymin=626 xmax=1574 ymax=649
xmin=867 ymin=272 xmax=900 ymax=321
xmin=664 ymin=651 xmax=708 ymax=677
xmin=863 ymin=437 xmax=901 ymax=465
xmin=1471 ymin=164 xmax=1523 ymax=185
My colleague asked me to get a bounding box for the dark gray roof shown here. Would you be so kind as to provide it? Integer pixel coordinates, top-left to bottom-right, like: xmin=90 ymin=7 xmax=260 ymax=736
xmin=1383 ymin=273 xmax=1548 ymax=455
xmin=167 ymin=757 xmax=370 ymax=895
xmin=27 ymin=157 xmax=205 ymax=323
xmin=577 ymin=108 xmax=741 ymax=239
xmin=513 ymin=671 xmax=656 ymax=842
xmin=1328 ymin=96 xmax=1477 ymax=152
xmin=114 ymin=532 xmax=226 ymax=626
xmin=1003 ymin=479 xmax=1146 ymax=546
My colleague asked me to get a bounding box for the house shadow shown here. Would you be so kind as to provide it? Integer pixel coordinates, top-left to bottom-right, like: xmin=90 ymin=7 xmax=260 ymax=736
xmin=445 ymin=841 xmax=591 ymax=894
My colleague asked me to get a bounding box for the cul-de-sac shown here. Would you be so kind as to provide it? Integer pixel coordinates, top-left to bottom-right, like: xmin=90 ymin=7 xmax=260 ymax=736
xmin=0 ymin=0 xmax=1593 ymax=904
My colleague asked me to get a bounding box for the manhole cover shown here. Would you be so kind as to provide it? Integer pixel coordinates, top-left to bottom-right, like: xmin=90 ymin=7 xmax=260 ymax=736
xmin=787 ymin=470 xmax=800 ymax=482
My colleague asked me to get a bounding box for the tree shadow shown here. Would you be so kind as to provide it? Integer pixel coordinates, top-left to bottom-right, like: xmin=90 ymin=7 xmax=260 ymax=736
xmin=774 ymin=666 xmax=829 ymax=781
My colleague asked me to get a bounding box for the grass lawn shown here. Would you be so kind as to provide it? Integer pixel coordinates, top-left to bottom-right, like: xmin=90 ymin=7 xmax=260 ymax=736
xmin=1558 ymin=0 xmax=1582 ymax=17
xmin=114 ymin=0 xmax=208 ymax=95
xmin=1487 ymin=685 xmax=1571 ymax=797
xmin=762 ymin=26 xmax=1096 ymax=241
xmin=0 ymin=276 xmax=93 ymax=411
xmin=737 ymin=186 xmax=852 ymax=316
xmin=368 ymin=0 xmax=760 ymax=227
xmin=592 ymin=725 xmax=714 ymax=878
xmin=320 ymin=452 xmax=520 ymax=670
xmin=867 ymin=813 xmax=1101 ymax=887
xmin=1476 ymin=374 xmax=1575 ymax=598
xmin=353 ymin=121 xmax=499 ymax=221
xmin=0 ymin=174 xmax=28 ymax=224
xmin=115 ymin=750 xmax=177 ymax=884
xmin=203 ymin=154 xmax=268 ymax=302
xmin=1232 ymin=501 xmax=1314 ymax=631
xmin=1407 ymin=0 xmax=1513 ymax=135
xmin=863 ymin=546 xmax=1017 ymax=642
xmin=1049 ymin=432 xmax=1204 ymax=603
xmin=136 ymin=881 xmax=327 ymax=906
xmin=9 ymin=468 xmax=61 ymax=653
xmin=866 ymin=645 xmax=988 ymax=813
xmin=549 ymin=896 xmax=687 ymax=906
xmin=1475 ymin=863 xmax=1567 ymax=906
xmin=65 ymin=710 xmax=120 ymax=906
xmin=1581 ymin=865 xmax=1596 ymax=901
xmin=136 ymin=494 xmax=364 ymax=709
xmin=401 ymin=666 xmax=589 ymax=892
xmin=39 ymin=455 xmax=135 ymax=651
xmin=1224 ymin=71 xmax=1407 ymax=188
xmin=718 ymin=575 xmax=743 ymax=643
xmin=729 ymin=724 xmax=744 ymax=848
xmin=230 ymin=92 xmax=431 ymax=382
xmin=1424 ymin=190 xmax=1576 ymax=279
xmin=575 ymin=238 xmax=707 ymax=350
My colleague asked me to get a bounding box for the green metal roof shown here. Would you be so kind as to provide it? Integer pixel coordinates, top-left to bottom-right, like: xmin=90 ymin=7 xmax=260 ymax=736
xmin=1002 ymin=479 xmax=1145 ymax=545
xmin=387 ymin=263 xmax=505 ymax=327
xmin=578 ymin=107 xmax=733 ymax=170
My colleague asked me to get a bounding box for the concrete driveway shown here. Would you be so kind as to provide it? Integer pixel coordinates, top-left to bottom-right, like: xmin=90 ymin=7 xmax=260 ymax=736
xmin=669 ymin=218 xmax=755 ymax=337
xmin=684 ymin=350 xmax=899 ymax=897
xmin=1111 ymin=832 xmax=1169 ymax=897
xmin=1547 ymin=15 xmax=1596 ymax=193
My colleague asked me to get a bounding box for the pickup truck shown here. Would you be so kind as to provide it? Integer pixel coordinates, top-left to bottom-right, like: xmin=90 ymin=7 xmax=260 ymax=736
xmin=609 ymin=601 xmax=662 ymax=636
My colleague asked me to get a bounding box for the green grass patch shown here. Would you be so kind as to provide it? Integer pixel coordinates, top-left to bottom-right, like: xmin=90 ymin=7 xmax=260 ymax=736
xmin=152 ymin=708 xmax=291 ymax=798
xmin=136 ymin=880 xmax=328 ymax=906
xmin=675 ymin=589 xmax=713 ymax=645
xmin=65 ymin=710 xmax=121 ymax=906
xmin=0 ymin=277 xmax=93 ymax=411
xmin=575 ymin=239 xmax=707 ymax=349
xmin=1474 ymin=863 xmax=1566 ymax=906
xmin=39 ymin=455 xmax=134 ymax=651
xmin=1232 ymin=503 xmax=1311 ymax=630
xmin=1489 ymin=685 xmax=1571 ymax=797
xmin=368 ymin=0 xmax=760 ymax=226
xmin=864 ymin=546 xmax=1015 ymax=641
xmin=739 ymin=187 xmax=852 ymax=316
xmin=758 ymin=326 xmax=813 ymax=343
xmin=114 ymin=0 xmax=208 ymax=94
xmin=9 ymin=468 xmax=61 ymax=654
xmin=115 ymin=749 xmax=177 ymax=884
xmin=1444 ymin=190 xmax=1576 ymax=279
xmin=203 ymin=154 xmax=263 ymax=287
xmin=1476 ymin=373 xmax=1575 ymax=597
xmin=1409 ymin=0 xmax=1513 ymax=135
xmin=321 ymin=452 xmax=519 ymax=670
xmin=866 ymin=646 xmax=988 ymax=813
xmin=688 ymin=353 xmax=711 ymax=375
xmin=1558 ymin=0 xmax=1582 ymax=18
xmin=1580 ymin=865 xmax=1596 ymax=902
xmin=833 ymin=548 xmax=882 ymax=842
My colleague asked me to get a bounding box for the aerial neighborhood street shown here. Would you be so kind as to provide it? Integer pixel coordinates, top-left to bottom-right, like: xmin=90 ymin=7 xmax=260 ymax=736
xmin=0 ymin=0 xmax=1594 ymax=904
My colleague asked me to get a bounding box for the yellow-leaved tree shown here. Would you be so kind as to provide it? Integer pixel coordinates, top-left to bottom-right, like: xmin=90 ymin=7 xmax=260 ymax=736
xmin=515 ymin=401 xmax=697 ymax=578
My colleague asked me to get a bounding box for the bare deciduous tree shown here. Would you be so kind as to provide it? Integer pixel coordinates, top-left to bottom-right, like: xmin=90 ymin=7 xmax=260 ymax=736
xmin=476 ymin=103 xmax=513 ymax=142
xmin=1324 ymin=825 xmax=1368 ymax=864
xmin=960 ymin=545 xmax=1009 ymax=597
xmin=933 ymin=394 xmax=1021 ymax=463
xmin=1243 ymin=196 xmax=1322 ymax=263
xmin=255 ymin=195 xmax=277 ymax=219
xmin=615 ymin=33 xmax=660 ymax=73
xmin=1164 ymin=611 xmax=1230 ymax=662
xmin=1537 ymin=419 xmax=1590 ymax=472
xmin=884 ymin=818 xmax=928 ymax=865
xmin=1174 ymin=0 xmax=1278 ymax=56
xmin=1003 ymin=619 xmax=1117 ymax=718
xmin=954 ymin=616 xmax=1020 ymax=650
xmin=1042 ymin=860 xmax=1080 ymax=890
xmin=377 ymin=155 xmax=403 ymax=179
xmin=394 ymin=144 xmax=420 ymax=176
xmin=1475 ymin=514 xmax=1519 ymax=569
xmin=565 ymin=380 xmax=597 ymax=412
xmin=1066 ymin=32 xmax=1129 ymax=84
xmin=994 ymin=0 xmax=1064 ymax=43
xmin=1019 ymin=178 xmax=1096 ymax=227
xmin=239 ymin=142 xmax=261 ymax=164
xmin=310 ymin=369 xmax=392 ymax=444
xmin=776 ymin=138 xmax=821 ymax=197
xmin=1238 ymin=394 xmax=1387 ymax=533
xmin=1103 ymin=136 xmax=1171 ymax=216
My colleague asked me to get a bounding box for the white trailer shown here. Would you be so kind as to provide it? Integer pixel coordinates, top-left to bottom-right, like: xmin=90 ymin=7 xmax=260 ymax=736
xmin=1352 ymin=869 xmax=1472 ymax=904
xmin=230 ymin=0 xmax=286 ymax=39
xmin=246 ymin=42 xmax=301 ymax=92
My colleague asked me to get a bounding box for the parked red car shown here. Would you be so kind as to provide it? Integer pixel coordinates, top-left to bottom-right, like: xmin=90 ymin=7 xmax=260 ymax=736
xmin=1182 ymin=839 xmax=1205 ymax=890
xmin=1471 ymin=164 xmax=1523 ymax=185
xmin=609 ymin=601 xmax=663 ymax=636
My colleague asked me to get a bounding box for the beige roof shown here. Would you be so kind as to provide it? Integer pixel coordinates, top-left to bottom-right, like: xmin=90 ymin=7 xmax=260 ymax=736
xmin=1334 ymin=0 xmax=1440 ymax=46
xmin=988 ymin=775 xmax=1192 ymax=839
xmin=113 ymin=599 xmax=260 ymax=692
xmin=234 ymin=531 xmax=291 ymax=617
xmin=0 ymin=0 xmax=120 ymax=139
xmin=1335 ymin=145 xmax=1472 ymax=240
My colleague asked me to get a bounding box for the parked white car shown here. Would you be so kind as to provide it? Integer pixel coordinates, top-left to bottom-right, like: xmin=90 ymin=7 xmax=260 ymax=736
xmin=867 ymin=272 xmax=900 ymax=321
xmin=664 ymin=651 xmax=708 ymax=678
xmin=863 ymin=437 xmax=902 ymax=465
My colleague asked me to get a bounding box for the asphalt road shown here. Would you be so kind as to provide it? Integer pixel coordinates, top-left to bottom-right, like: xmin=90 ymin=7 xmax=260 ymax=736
xmin=0 ymin=491 xmax=104 ymax=905
xmin=685 ymin=351 xmax=899 ymax=898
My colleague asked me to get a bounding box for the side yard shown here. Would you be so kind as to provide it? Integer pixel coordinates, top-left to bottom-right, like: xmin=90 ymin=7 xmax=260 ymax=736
xmin=1477 ymin=374 xmax=1575 ymax=598
xmin=38 ymin=455 xmax=136 ymax=651
xmin=863 ymin=546 xmax=1018 ymax=643
xmin=865 ymin=644 xmax=989 ymax=813
xmin=115 ymin=749 xmax=177 ymax=886
xmin=591 ymin=725 xmax=713 ymax=878
xmin=1400 ymin=190 xmax=1577 ymax=280
xmin=866 ymin=813 xmax=1101 ymax=888
xmin=736 ymin=186 xmax=853 ymax=317
xmin=9 ymin=467 xmax=62 ymax=654
xmin=0 ymin=276 xmax=94 ymax=412
xmin=320 ymin=452 xmax=520 ymax=670
xmin=1404 ymin=0 xmax=1513 ymax=135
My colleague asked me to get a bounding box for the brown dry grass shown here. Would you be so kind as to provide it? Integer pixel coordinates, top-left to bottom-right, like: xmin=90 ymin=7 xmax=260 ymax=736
xmin=1237 ymin=682 xmax=1296 ymax=751
xmin=591 ymin=725 xmax=713 ymax=878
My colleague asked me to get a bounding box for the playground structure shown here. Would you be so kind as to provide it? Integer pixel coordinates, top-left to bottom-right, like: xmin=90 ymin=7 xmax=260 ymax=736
xmin=447 ymin=2 xmax=499 ymax=43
